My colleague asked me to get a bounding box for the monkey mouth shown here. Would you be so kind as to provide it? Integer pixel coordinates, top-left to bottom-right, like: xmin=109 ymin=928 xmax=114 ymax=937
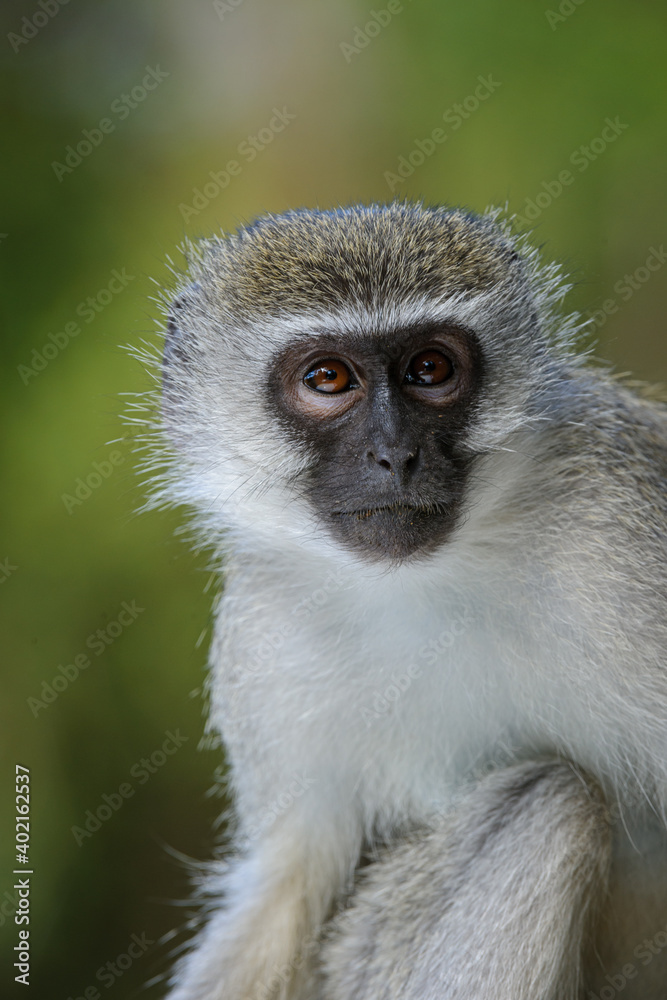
xmin=322 ymin=496 xmax=463 ymax=561
xmin=333 ymin=502 xmax=431 ymax=521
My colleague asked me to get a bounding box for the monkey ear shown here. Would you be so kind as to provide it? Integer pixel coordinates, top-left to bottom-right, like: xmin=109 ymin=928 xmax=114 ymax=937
xmin=163 ymin=282 xmax=201 ymax=370
xmin=161 ymin=283 xmax=202 ymax=445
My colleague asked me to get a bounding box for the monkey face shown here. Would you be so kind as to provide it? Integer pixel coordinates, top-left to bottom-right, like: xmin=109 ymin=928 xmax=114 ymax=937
xmin=269 ymin=321 xmax=485 ymax=561
xmin=158 ymin=205 xmax=559 ymax=565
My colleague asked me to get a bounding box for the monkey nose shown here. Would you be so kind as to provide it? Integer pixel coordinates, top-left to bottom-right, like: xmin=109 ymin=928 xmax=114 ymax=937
xmin=367 ymin=446 xmax=420 ymax=479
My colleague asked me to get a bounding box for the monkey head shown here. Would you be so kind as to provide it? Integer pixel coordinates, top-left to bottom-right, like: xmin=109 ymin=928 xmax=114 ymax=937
xmin=160 ymin=203 xmax=576 ymax=563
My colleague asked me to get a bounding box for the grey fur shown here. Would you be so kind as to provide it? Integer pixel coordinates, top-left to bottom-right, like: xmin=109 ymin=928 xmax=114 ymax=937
xmin=130 ymin=202 xmax=667 ymax=1000
xmin=320 ymin=762 xmax=611 ymax=1000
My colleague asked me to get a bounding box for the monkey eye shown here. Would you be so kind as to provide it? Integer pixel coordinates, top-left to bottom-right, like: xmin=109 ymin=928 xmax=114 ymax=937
xmin=405 ymin=350 xmax=453 ymax=386
xmin=303 ymin=359 xmax=355 ymax=394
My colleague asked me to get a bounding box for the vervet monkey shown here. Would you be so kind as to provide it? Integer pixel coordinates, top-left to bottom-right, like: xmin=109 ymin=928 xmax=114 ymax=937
xmin=145 ymin=202 xmax=667 ymax=999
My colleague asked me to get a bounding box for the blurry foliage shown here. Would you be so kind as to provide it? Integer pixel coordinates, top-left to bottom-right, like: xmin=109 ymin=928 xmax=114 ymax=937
xmin=0 ymin=0 xmax=666 ymax=994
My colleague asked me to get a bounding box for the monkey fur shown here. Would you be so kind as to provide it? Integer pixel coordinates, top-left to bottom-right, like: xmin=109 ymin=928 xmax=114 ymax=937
xmin=136 ymin=202 xmax=667 ymax=999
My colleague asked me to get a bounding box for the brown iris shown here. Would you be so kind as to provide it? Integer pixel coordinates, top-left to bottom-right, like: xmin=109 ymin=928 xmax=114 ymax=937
xmin=303 ymin=360 xmax=353 ymax=393
xmin=405 ymin=350 xmax=453 ymax=385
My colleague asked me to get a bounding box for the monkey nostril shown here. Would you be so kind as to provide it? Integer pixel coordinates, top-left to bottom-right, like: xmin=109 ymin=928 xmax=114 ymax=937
xmin=368 ymin=450 xmax=393 ymax=472
xmin=368 ymin=449 xmax=419 ymax=476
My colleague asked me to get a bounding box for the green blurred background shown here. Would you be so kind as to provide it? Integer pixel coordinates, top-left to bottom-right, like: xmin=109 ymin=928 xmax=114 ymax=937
xmin=1 ymin=1 xmax=666 ymax=995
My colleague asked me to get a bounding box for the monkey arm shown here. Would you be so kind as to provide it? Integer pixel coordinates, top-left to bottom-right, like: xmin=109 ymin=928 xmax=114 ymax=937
xmin=166 ymin=807 xmax=361 ymax=1000
xmin=320 ymin=761 xmax=611 ymax=1000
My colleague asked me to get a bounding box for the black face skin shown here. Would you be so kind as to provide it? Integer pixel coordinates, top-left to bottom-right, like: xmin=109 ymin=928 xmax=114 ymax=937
xmin=269 ymin=322 xmax=485 ymax=562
